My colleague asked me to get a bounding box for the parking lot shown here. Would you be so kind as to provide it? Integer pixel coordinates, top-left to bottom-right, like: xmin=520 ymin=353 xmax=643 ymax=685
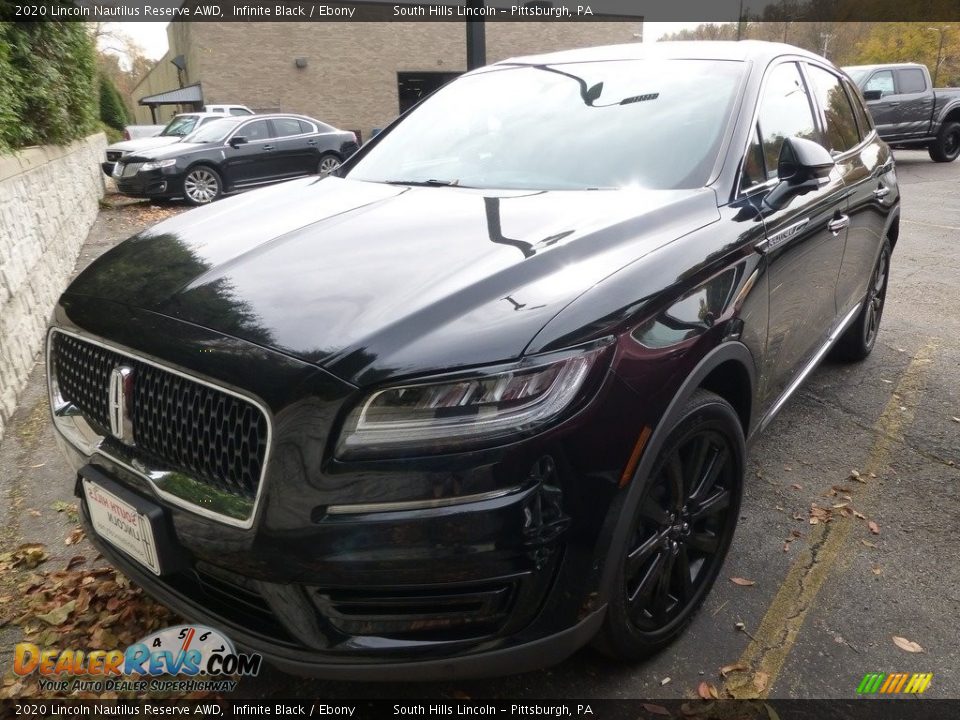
xmin=0 ymin=151 xmax=957 ymax=700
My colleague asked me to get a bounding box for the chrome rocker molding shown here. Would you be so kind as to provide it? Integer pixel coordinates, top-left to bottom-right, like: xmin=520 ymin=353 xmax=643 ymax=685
xmin=759 ymin=301 xmax=862 ymax=432
xmin=46 ymin=327 xmax=274 ymax=530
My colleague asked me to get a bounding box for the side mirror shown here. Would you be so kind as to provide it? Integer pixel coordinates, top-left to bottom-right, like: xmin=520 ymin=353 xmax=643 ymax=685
xmin=862 ymin=89 xmax=883 ymax=101
xmin=763 ymin=137 xmax=835 ymax=212
xmin=228 ymin=136 xmax=248 ymax=148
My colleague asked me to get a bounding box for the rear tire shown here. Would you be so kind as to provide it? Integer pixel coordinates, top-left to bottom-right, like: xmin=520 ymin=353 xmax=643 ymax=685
xmin=317 ymin=154 xmax=341 ymax=176
xmin=594 ymin=390 xmax=744 ymax=661
xmin=832 ymin=240 xmax=891 ymax=362
xmin=928 ymin=121 xmax=960 ymax=162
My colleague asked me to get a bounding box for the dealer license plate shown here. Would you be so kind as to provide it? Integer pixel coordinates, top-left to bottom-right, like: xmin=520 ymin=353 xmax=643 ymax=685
xmin=83 ymin=479 xmax=162 ymax=575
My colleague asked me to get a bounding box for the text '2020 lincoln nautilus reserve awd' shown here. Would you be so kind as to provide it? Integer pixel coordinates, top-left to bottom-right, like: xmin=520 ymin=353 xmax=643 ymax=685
xmin=48 ymin=41 xmax=899 ymax=679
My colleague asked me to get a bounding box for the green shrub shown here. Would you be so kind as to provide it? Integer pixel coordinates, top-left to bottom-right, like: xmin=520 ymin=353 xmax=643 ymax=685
xmin=99 ymin=73 xmax=130 ymax=131
xmin=0 ymin=21 xmax=99 ymax=151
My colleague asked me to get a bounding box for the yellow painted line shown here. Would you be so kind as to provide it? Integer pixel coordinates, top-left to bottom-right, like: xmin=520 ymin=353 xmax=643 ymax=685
xmin=724 ymin=342 xmax=936 ymax=699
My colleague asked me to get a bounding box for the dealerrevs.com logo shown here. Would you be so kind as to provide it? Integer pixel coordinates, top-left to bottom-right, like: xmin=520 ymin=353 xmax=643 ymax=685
xmin=13 ymin=624 xmax=261 ymax=694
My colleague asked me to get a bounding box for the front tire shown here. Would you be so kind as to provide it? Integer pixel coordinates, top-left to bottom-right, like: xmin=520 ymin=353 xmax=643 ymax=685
xmin=594 ymin=390 xmax=744 ymax=660
xmin=182 ymin=166 xmax=222 ymax=205
xmin=928 ymin=121 xmax=960 ymax=162
xmin=832 ymin=240 xmax=890 ymax=362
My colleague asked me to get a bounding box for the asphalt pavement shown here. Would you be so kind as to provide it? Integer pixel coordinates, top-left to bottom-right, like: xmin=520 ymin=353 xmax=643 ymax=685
xmin=0 ymin=152 xmax=957 ymax=700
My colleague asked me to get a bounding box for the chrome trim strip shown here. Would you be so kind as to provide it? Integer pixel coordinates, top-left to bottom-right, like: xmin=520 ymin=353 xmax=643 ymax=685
xmin=325 ymin=486 xmax=524 ymax=516
xmin=759 ymin=302 xmax=862 ymax=431
xmin=47 ymin=327 xmax=273 ymax=530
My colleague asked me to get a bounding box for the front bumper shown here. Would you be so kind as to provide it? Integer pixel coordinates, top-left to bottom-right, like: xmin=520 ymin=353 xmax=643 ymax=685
xmin=115 ymin=169 xmax=180 ymax=199
xmin=48 ymin=298 xmax=643 ymax=678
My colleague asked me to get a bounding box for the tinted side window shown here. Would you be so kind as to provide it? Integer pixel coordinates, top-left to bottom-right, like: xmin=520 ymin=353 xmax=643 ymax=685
xmin=230 ymin=108 xmax=252 ymax=116
xmin=865 ymin=71 xmax=895 ymax=96
xmin=846 ymin=80 xmax=874 ymax=138
xmin=272 ymin=118 xmax=304 ymax=137
xmin=806 ymin=65 xmax=861 ymax=153
xmin=757 ymin=62 xmax=820 ymax=178
xmin=298 ymin=120 xmax=316 ymax=134
xmin=240 ymin=120 xmax=271 ymax=141
xmin=898 ymin=68 xmax=927 ymax=93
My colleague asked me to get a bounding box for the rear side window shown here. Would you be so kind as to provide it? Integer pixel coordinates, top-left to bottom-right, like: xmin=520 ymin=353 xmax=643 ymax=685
xmin=897 ymin=68 xmax=927 ymax=93
xmin=846 ymin=80 xmax=874 ymax=138
xmin=230 ymin=107 xmax=253 ymax=116
xmin=272 ymin=118 xmax=304 ymax=137
xmin=757 ymin=62 xmax=820 ymax=178
xmin=806 ymin=65 xmax=861 ymax=154
xmin=865 ymin=71 xmax=894 ymax=96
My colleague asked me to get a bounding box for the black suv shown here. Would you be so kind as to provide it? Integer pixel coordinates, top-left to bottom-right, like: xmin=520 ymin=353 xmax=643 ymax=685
xmin=48 ymin=41 xmax=899 ymax=679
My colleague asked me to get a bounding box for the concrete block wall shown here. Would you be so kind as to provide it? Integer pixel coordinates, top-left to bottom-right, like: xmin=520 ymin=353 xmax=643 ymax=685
xmin=0 ymin=133 xmax=106 ymax=443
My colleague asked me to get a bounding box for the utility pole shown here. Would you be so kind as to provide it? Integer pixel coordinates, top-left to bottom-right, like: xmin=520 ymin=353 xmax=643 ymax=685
xmin=736 ymin=0 xmax=744 ymax=41
xmin=928 ymin=27 xmax=951 ymax=86
xmin=466 ymin=0 xmax=486 ymax=71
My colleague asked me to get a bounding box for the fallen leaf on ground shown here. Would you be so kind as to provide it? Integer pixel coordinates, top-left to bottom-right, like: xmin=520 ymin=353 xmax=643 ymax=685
xmin=65 ymin=556 xmax=86 ymax=570
xmin=642 ymin=704 xmax=671 ymax=716
xmin=753 ymin=671 xmax=770 ymax=693
xmin=872 ymin=566 xmax=882 ymax=575
xmin=850 ymin=470 xmax=866 ymax=483
xmin=720 ymin=662 xmax=749 ymax=677
xmin=730 ymin=577 xmax=756 ymax=587
xmin=65 ymin=528 xmax=85 ymax=546
xmin=861 ymin=539 xmax=878 ymax=548
xmin=892 ymin=636 xmax=923 ymax=653
xmin=868 ymin=521 xmax=880 ymax=535
xmin=27 ymin=509 xmax=41 ymax=518
xmin=790 ymin=483 xmax=802 ymax=490
xmin=697 ymin=681 xmax=719 ymax=699
xmin=36 ymin=600 xmax=76 ymax=626
xmin=951 ymin=417 xmax=959 ymax=423
xmin=660 ymin=676 xmax=672 ymax=686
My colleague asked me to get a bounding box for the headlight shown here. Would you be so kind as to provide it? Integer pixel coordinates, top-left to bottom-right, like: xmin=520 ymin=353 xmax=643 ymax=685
xmin=336 ymin=342 xmax=611 ymax=459
xmin=140 ymin=159 xmax=177 ymax=171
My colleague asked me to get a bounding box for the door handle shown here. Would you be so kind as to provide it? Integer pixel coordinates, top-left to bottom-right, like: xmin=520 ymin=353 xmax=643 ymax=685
xmin=873 ymin=186 xmax=891 ymax=199
xmin=263 ymin=145 xmax=275 ymax=151
xmin=827 ymin=214 xmax=850 ymax=235
xmin=307 ymin=140 xmax=317 ymax=145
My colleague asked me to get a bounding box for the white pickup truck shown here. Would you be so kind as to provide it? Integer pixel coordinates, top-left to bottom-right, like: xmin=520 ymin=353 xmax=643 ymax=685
xmin=121 ymin=104 xmax=254 ymax=141
xmin=104 ymin=112 xmax=229 ymax=175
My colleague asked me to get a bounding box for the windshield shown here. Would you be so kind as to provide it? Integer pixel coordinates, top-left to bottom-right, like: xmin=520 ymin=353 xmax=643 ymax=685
xmin=346 ymin=59 xmax=745 ymax=191
xmin=844 ymin=67 xmax=870 ymax=85
xmin=183 ymin=117 xmax=243 ymax=143
xmin=160 ymin=115 xmax=200 ymax=137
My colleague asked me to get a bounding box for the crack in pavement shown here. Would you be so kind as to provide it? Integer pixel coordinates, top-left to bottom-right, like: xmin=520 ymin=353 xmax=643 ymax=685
xmin=722 ymin=341 xmax=936 ymax=700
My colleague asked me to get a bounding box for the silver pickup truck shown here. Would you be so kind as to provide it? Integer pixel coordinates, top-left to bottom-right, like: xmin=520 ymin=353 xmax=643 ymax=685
xmin=845 ymin=62 xmax=960 ymax=162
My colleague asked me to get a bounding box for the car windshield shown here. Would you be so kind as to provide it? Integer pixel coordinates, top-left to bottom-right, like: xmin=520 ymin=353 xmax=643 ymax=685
xmin=844 ymin=67 xmax=870 ymax=84
xmin=346 ymin=59 xmax=745 ymax=191
xmin=160 ymin=115 xmax=200 ymax=137
xmin=183 ymin=117 xmax=243 ymax=143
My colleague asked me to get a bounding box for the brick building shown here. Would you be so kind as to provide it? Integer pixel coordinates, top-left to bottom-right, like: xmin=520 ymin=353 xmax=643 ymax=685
xmin=130 ymin=21 xmax=642 ymax=138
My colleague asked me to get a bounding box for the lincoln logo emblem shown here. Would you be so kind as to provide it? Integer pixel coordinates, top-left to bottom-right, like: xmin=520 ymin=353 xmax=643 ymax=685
xmin=108 ymin=366 xmax=135 ymax=444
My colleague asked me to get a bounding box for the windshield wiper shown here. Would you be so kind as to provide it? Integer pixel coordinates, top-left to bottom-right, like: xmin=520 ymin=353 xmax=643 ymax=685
xmin=384 ymin=178 xmax=461 ymax=187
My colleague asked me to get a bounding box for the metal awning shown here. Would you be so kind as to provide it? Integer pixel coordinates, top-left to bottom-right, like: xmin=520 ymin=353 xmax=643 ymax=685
xmin=138 ymin=83 xmax=203 ymax=106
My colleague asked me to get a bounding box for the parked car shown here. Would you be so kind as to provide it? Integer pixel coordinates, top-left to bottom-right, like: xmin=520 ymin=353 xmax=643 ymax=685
xmin=121 ymin=123 xmax=165 ymax=141
xmin=844 ymin=62 xmax=960 ymax=161
xmin=103 ymin=113 xmax=227 ymax=176
xmin=111 ymin=114 xmax=358 ymax=205
xmin=203 ymin=104 xmax=254 ymax=116
xmin=48 ymin=41 xmax=898 ymax=678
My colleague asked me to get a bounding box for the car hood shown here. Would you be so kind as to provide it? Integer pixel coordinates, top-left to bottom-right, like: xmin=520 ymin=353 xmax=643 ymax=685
xmin=107 ymin=136 xmax=183 ymax=154
xmin=125 ymin=142 xmax=215 ymax=162
xmin=66 ymin=177 xmax=719 ymax=385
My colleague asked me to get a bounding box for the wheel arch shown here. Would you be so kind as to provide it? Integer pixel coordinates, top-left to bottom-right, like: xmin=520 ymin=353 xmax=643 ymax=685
xmin=938 ymin=103 xmax=960 ymax=126
xmin=595 ymin=340 xmax=755 ymax=602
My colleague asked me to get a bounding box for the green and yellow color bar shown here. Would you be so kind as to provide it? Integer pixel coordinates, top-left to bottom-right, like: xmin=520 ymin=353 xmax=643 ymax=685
xmin=857 ymin=672 xmax=933 ymax=694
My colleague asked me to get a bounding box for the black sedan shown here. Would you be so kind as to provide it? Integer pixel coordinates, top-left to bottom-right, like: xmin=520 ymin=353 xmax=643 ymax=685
xmin=112 ymin=114 xmax=359 ymax=205
xmin=49 ymin=41 xmax=898 ymax=679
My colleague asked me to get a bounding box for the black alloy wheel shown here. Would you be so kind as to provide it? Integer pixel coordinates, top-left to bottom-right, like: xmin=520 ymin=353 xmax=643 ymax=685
xmin=596 ymin=390 xmax=744 ymax=659
xmin=833 ymin=239 xmax=891 ymax=362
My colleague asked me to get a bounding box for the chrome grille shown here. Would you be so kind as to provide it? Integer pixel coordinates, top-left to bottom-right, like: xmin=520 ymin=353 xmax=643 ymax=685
xmin=51 ymin=332 xmax=267 ymax=500
xmin=121 ymin=162 xmax=142 ymax=177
